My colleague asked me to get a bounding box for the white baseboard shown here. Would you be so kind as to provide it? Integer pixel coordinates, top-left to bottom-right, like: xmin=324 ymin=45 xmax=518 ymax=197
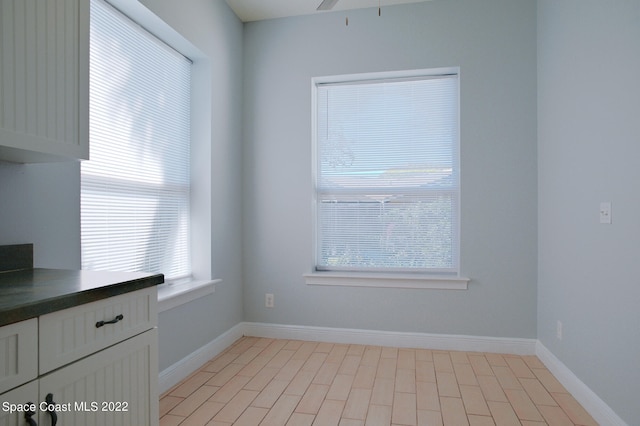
xmin=535 ymin=341 xmax=628 ymax=426
xmin=158 ymin=323 xmax=244 ymax=395
xmin=241 ymin=322 xmax=537 ymax=355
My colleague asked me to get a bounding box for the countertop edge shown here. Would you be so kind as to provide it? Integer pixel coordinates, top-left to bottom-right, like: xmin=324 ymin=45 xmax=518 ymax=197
xmin=0 ymin=271 xmax=164 ymax=327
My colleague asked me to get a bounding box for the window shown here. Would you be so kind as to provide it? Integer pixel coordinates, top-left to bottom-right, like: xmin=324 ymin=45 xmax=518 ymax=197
xmin=313 ymin=69 xmax=460 ymax=275
xmin=81 ymin=0 xmax=192 ymax=281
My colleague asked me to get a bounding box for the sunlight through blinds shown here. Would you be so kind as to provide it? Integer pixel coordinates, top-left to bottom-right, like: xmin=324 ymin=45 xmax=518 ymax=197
xmin=82 ymin=0 xmax=191 ymax=280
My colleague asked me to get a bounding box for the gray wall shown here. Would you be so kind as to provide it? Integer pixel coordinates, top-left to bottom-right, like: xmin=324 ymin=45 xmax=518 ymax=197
xmin=0 ymin=0 xmax=245 ymax=373
xmin=242 ymin=0 xmax=538 ymax=338
xmin=537 ymin=1 xmax=640 ymax=424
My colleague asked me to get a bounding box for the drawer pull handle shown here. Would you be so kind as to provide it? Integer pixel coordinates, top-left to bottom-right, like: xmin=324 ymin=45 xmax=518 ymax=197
xmin=96 ymin=314 xmax=124 ymax=328
xmin=24 ymin=402 xmax=37 ymax=426
xmin=45 ymin=393 xmax=57 ymax=426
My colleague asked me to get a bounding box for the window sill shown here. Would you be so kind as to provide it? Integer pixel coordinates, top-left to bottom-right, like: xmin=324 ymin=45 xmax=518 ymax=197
xmin=157 ymin=278 xmax=221 ymax=312
xmin=303 ymin=272 xmax=469 ymax=290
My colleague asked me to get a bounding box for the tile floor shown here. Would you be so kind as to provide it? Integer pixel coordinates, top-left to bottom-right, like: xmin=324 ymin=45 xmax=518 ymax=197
xmin=159 ymin=337 xmax=598 ymax=426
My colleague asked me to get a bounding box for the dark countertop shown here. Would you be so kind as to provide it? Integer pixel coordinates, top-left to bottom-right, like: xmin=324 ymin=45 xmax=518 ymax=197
xmin=0 ymin=268 xmax=164 ymax=327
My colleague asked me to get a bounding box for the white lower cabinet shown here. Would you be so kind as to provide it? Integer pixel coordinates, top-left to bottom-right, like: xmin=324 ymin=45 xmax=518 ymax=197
xmin=0 ymin=329 xmax=158 ymax=426
xmin=0 ymin=287 xmax=159 ymax=426
xmin=39 ymin=328 xmax=158 ymax=426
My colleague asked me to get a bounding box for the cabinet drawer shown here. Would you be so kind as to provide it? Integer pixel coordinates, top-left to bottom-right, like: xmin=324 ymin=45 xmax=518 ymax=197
xmin=39 ymin=287 xmax=157 ymax=374
xmin=0 ymin=318 xmax=37 ymax=394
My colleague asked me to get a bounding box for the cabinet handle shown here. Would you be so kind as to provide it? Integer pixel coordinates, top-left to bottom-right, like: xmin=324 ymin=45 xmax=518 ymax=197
xmin=45 ymin=393 xmax=57 ymax=426
xmin=95 ymin=314 xmax=124 ymax=328
xmin=24 ymin=402 xmax=37 ymax=426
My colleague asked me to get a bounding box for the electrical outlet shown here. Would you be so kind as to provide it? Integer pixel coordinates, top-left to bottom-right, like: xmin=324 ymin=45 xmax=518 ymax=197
xmin=600 ymin=202 xmax=612 ymax=224
xmin=265 ymin=293 xmax=274 ymax=308
xmin=556 ymin=320 xmax=563 ymax=340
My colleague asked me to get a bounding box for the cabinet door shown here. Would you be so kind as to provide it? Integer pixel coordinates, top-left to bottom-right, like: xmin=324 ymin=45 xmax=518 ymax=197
xmin=0 ymin=380 xmax=38 ymax=426
xmin=38 ymin=329 xmax=158 ymax=426
xmin=0 ymin=0 xmax=89 ymax=162
xmin=0 ymin=318 xmax=37 ymax=395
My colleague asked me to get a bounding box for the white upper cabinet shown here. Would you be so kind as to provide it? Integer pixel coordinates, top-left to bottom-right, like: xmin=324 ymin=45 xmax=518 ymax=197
xmin=0 ymin=0 xmax=89 ymax=162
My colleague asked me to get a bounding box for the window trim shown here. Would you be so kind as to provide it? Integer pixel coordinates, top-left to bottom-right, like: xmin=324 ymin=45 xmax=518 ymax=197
xmin=310 ymin=67 xmax=465 ymax=286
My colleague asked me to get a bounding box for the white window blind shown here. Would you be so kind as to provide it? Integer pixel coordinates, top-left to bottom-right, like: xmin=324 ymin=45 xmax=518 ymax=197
xmin=82 ymin=0 xmax=191 ymax=280
xmin=315 ymin=71 xmax=459 ymax=273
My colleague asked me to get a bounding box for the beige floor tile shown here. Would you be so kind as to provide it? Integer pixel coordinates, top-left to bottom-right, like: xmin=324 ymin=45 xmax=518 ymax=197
xmin=212 ymin=390 xmax=259 ymax=423
xmin=340 ymin=355 xmax=364 ymax=375
xmin=371 ymin=377 xmax=395 ymax=406
xmin=160 ymin=414 xmax=185 ymax=426
xmin=505 ymin=357 xmax=536 ymax=379
xmin=275 ymin=358 xmax=306 ymax=381
xmin=398 ymin=349 xmax=417 ymax=370
xmin=416 ymin=381 xmax=440 ymax=411
xmin=207 ymin=363 xmax=245 ymax=387
xmin=440 ymin=397 xmax=469 ymax=426
xmin=328 ymin=374 xmax=356 ymax=401
xmin=392 ymin=392 xmax=417 ymax=425
xmin=487 ymin=401 xmax=520 ymax=426
xmin=433 ymin=353 xmax=454 ymax=373
xmin=415 ymin=361 xmax=436 ymax=383
xmin=266 ymin=349 xmax=296 ymax=370
xmin=160 ymin=338 xmax=594 ymax=426
xmin=251 ymin=379 xmax=290 ymax=409
xmin=160 ymin=395 xmax=183 ymax=417
xmin=365 ymin=404 xmax=392 ymax=426
xmin=244 ymin=367 xmax=279 ymax=391
xmin=205 ymin=352 xmax=239 ymax=373
xmin=504 ymin=388 xmax=544 ymax=422
xmin=435 ymin=371 xmax=460 ymax=398
xmin=210 ymin=375 xmax=251 ymax=403
xmin=395 ymin=368 xmax=417 ymax=393
xmin=286 ymin=412 xmax=315 ymax=426
xmin=459 ymin=385 xmax=490 ymax=416
xmin=491 ymin=366 xmax=523 ymax=390
xmin=449 ymin=351 xmax=470 ymax=365
xmin=285 ymin=370 xmax=317 ymax=396
xmin=352 ymin=365 xmax=377 ymax=389
xmin=296 ymin=384 xmax=330 ymax=414
xmin=170 ymin=371 xmax=215 ymax=398
xmin=519 ymin=377 xmax=558 ymax=406
xmin=454 ymin=362 xmax=479 ymax=386
xmin=532 ymin=368 xmax=567 ymax=393
xmin=181 ymin=401 xmax=225 ymax=426
xmin=552 ymin=392 xmax=598 ymax=426
xmin=484 ymin=353 xmax=508 ymax=367
xmin=361 ymin=347 xmax=382 ymax=366
xmin=477 ymin=376 xmax=508 ymax=403
xmin=170 ymin=385 xmax=220 ymax=417
xmin=415 ymin=349 xmax=433 ymax=362
xmin=342 ymin=388 xmax=372 ymax=420
xmin=468 ymin=355 xmax=494 ymax=377
xmin=538 ymin=404 xmax=574 ymax=426
xmin=467 ymin=415 xmax=495 ymax=426
xmin=313 ymin=361 xmax=341 ymax=385
xmin=259 ymin=394 xmax=301 ymax=425
xmin=314 ymin=399 xmax=345 ymax=426
xmin=292 ymin=342 xmax=319 ymax=361
xmin=417 ymin=410 xmax=443 ymax=426
xmin=377 ymin=357 xmax=398 ymax=379
xmin=233 ymin=406 xmax=269 ymax=426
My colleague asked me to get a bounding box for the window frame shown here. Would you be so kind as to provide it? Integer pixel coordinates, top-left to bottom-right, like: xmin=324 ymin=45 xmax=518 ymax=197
xmin=308 ymin=67 xmax=469 ymax=289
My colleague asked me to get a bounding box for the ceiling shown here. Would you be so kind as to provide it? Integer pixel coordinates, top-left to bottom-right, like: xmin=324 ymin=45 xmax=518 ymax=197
xmin=225 ymin=0 xmax=430 ymax=22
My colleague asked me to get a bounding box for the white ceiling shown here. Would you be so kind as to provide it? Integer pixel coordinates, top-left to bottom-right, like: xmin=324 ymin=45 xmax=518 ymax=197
xmin=225 ymin=0 xmax=430 ymax=22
